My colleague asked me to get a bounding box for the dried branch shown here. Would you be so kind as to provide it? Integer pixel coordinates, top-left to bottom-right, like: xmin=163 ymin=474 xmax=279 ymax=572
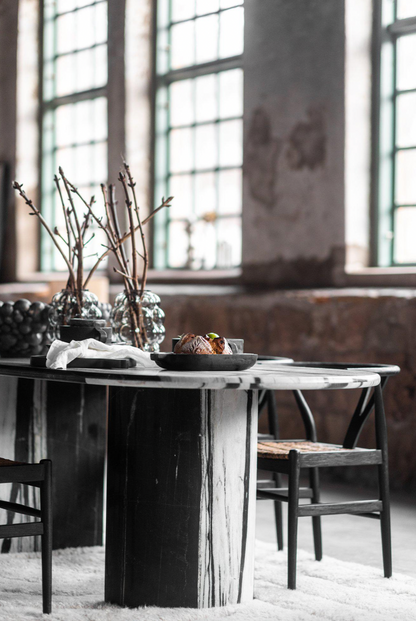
xmin=13 ymin=181 xmax=77 ymax=289
xmin=59 ymin=168 xmax=83 ymax=304
xmin=123 ymin=161 xmax=147 ymax=295
xmin=54 ymin=227 xmax=69 ymax=247
xmin=142 ymin=196 xmax=174 ymax=226
xmin=119 ymin=171 xmax=139 ymax=290
xmin=108 ymin=183 xmax=129 ymax=272
xmin=16 ymin=164 xmax=173 ymax=349
xmin=54 ymin=174 xmax=73 ymax=264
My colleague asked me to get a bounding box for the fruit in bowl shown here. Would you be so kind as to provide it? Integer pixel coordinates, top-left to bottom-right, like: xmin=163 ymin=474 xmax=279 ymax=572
xmin=174 ymin=333 xmax=233 ymax=355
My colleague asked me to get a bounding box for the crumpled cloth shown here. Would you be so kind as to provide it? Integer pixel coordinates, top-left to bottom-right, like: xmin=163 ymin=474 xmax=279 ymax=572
xmin=46 ymin=338 xmax=158 ymax=370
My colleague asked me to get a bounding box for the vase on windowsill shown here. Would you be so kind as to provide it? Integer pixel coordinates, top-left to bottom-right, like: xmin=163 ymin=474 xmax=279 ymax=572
xmin=111 ymin=290 xmax=165 ymax=352
xmin=48 ymin=289 xmax=102 ymax=340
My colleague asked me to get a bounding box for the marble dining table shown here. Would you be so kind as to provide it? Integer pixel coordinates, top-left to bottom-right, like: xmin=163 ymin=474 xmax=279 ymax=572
xmin=0 ymin=359 xmax=380 ymax=609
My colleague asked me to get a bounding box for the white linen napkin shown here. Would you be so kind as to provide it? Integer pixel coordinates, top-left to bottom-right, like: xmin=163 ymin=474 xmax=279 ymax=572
xmin=46 ymin=338 xmax=158 ymax=370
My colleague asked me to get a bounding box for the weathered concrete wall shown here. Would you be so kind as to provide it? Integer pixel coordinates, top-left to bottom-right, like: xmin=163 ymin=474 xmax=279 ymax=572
xmin=243 ymin=0 xmax=346 ymax=287
xmin=152 ymin=287 xmax=416 ymax=491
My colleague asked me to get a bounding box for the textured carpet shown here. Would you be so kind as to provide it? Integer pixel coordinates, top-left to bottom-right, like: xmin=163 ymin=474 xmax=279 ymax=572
xmin=0 ymin=541 xmax=415 ymax=620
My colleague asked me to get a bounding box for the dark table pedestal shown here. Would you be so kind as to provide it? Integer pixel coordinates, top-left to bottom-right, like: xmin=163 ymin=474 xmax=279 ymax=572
xmin=46 ymin=382 xmax=106 ymax=549
xmin=0 ymin=377 xmax=106 ymax=551
xmin=105 ymin=387 xmax=258 ymax=608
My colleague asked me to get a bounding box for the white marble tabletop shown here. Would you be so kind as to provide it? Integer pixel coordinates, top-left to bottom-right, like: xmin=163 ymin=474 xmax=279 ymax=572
xmin=0 ymin=359 xmax=381 ymax=391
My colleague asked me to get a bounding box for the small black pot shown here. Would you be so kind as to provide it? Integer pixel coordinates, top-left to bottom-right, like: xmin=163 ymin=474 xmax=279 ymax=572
xmin=59 ymin=318 xmax=112 ymax=344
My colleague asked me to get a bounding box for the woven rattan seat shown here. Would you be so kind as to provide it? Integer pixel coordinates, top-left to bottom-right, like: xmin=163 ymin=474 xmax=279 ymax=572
xmin=257 ymin=441 xmax=352 ymax=460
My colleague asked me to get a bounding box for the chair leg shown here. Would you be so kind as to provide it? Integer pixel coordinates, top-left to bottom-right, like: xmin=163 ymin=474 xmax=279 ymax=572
xmin=309 ymin=467 xmax=322 ymax=561
xmin=287 ymin=450 xmax=300 ymax=589
xmin=379 ymin=461 xmax=392 ymax=578
xmin=273 ymin=473 xmax=284 ymax=551
xmin=267 ymin=391 xmax=284 ymax=551
xmin=40 ymin=460 xmax=53 ymax=614
xmin=374 ymin=385 xmax=392 ymax=578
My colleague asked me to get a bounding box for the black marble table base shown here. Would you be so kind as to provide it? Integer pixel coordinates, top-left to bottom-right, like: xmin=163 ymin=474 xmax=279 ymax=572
xmin=105 ymin=387 xmax=258 ymax=608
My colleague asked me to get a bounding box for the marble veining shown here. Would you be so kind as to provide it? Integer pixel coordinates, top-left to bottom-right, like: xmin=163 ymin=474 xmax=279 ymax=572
xmin=0 ymin=359 xmax=381 ymax=391
xmin=198 ymin=390 xmax=257 ymax=607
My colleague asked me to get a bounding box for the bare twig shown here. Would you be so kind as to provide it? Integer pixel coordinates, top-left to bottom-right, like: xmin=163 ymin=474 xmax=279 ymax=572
xmin=13 ymin=181 xmax=77 ymax=289
xmin=54 ymin=174 xmax=73 ymax=264
xmin=59 ymin=168 xmax=83 ymax=309
xmin=54 ymin=227 xmax=69 ymax=247
xmin=142 ymin=196 xmax=174 ymax=226
xmin=123 ymin=161 xmax=147 ymax=296
xmin=119 ymin=171 xmax=139 ymax=290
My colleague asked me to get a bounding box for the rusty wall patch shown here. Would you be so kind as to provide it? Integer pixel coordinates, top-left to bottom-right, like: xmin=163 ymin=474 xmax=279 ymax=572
xmin=245 ymin=108 xmax=282 ymax=208
xmin=286 ymin=106 xmax=326 ymax=171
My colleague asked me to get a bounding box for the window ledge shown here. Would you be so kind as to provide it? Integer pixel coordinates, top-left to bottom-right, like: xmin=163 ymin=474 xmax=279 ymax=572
xmin=146 ymin=268 xmax=242 ymax=285
xmin=344 ymin=266 xmax=416 ymax=287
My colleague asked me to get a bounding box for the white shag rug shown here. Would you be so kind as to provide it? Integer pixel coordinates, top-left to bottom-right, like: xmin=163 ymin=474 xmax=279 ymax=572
xmin=0 ymin=541 xmax=415 ymax=621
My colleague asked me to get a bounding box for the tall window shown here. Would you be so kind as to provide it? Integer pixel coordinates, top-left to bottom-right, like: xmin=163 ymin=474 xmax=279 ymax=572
xmin=154 ymin=0 xmax=244 ymax=270
xmin=41 ymin=0 xmax=108 ymax=271
xmin=376 ymin=0 xmax=416 ymax=265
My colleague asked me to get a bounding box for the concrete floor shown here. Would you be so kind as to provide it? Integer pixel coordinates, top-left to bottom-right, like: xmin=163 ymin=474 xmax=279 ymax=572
xmin=256 ymin=481 xmax=416 ymax=578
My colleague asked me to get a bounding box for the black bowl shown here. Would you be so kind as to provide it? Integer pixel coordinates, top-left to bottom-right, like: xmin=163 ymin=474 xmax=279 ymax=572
xmin=151 ymin=353 xmax=258 ymax=372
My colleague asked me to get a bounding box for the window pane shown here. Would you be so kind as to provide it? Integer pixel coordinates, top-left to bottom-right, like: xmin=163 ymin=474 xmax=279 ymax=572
xmin=75 ymin=144 xmax=94 ymax=185
xmin=95 ymin=2 xmax=108 ymax=46
xmin=57 ymin=0 xmax=76 ymax=11
xmin=394 ymin=208 xmax=416 ymax=263
xmin=56 ymin=12 xmax=76 ymax=55
xmin=42 ymin=1 xmax=108 ymax=273
xmin=170 ymin=128 xmax=193 ymax=173
xmin=220 ymin=0 xmax=243 ymax=7
xmin=217 ymin=217 xmax=241 ymax=267
xmin=75 ymin=5 xmax=96 ymax=50
xmin=218 ymin=168 xmax=242 ymax=215
xmin=195 ymin=74 xmax=217 ymax=123
xmin=396 ymin=92 xmax=416 ymax=148
xmin=195 ymin=124 xmax=217 ymax=169
xmin=193 ymin=220 xmax=217 ymax=269
xmin=170 ymin=80 xmax=194 ymax=127
xmin=154 ymin=0 xmax=243 ymax=270
xmin=56 ymin=54 xmax=76 ymax=97
xmin=93 ymin=142 xmax=107 ymax=182
xmin=77 ymin=0 xmax=97 ymax=8
xmin=196 ymin=0 xmax=219 ymax=15
xmin=74 ymin=100 xmax=94 ymax=143
xmin=43 ymin=60 xmax=55 ymax=101
xmin=56 ymin=104 xmax=74 ymax=148
xmin=195 ymin=15 xmax=219 ymax=64
xmin=168 ymin=221 xmax=189 ymax=267
xmin=169 ymin=174 xmax=193 ymax=218
xmin=396 ymin=149 xmax=416 ymax=204
xmin=397 ymin=0 xmax=416 ymax=19
xmin=397 ymin=34 xmax=416 ymax=92
xmin=219 ymin=69 xmax=243 ymax=118
xmin=56 ymin=147 xmax=75 ymax=178
xmin=94 ymin=44 xmax=108 ymax=88
xmin=171 ymin=21 xmax=195 ymax=69
xmin=75 ymin=49 xmax=95 ymax=91
xmin=172 ymin=0 xmax=195 ymax=22
xmin=219 ymin=7 xmax=244 ymax=58
xmin=219 ymin=120 xmax=242 ymax=167
xmin=194 ymin=172 xmax=216 ymax=217
xmin=93 ymin=97 xmax=108 ymax=142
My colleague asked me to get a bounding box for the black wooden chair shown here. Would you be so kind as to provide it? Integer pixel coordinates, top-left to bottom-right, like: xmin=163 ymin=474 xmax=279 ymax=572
xmin=0 ymin=458 xmax=52 ymax=613
xmin=257 ymin=363 xmax=399 ymax=590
